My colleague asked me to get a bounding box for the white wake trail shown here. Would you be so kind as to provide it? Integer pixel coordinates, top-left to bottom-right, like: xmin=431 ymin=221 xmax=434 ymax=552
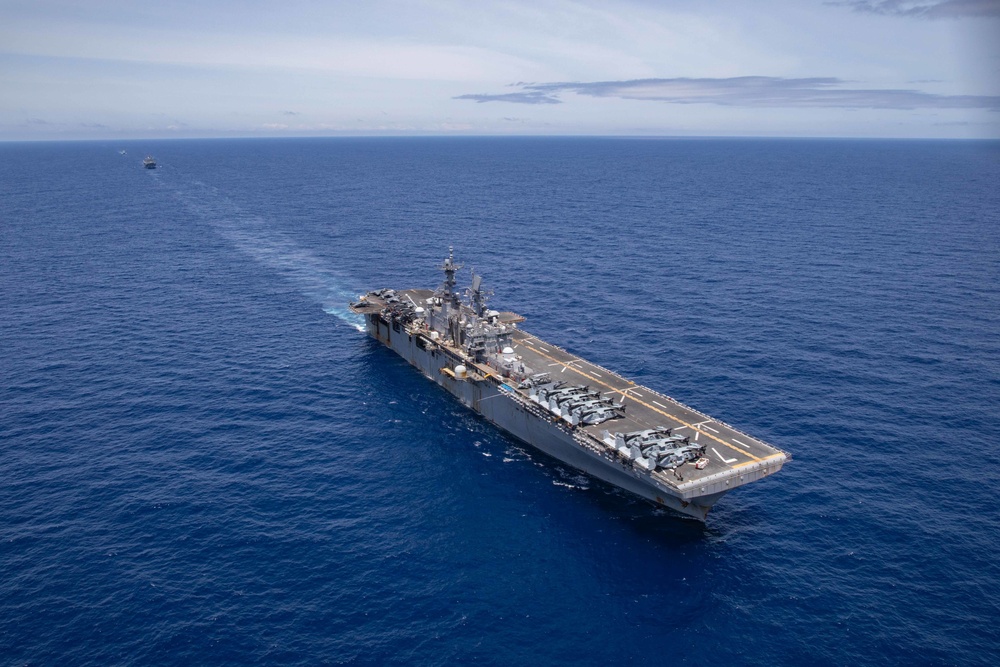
xmin=169 ymin=180 xmax=366 ymax=332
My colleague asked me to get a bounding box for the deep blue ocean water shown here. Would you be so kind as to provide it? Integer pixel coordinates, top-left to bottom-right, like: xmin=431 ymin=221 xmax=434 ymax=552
xmin=1 ymin=137 xmax=998 ymax=666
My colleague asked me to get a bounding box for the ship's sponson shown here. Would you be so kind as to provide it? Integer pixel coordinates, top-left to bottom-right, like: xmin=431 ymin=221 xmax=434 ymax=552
xmin=350 ymin=260 xmax=788 ymax=520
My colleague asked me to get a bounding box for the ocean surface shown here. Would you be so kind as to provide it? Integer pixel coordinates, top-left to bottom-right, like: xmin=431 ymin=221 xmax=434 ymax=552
xmin=1 ymin=137 xmax=998 ymax=666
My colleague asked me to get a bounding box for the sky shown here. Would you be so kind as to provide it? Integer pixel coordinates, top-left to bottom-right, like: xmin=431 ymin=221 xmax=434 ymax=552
xmin=1 ymin=0 xmax=998 ymax=140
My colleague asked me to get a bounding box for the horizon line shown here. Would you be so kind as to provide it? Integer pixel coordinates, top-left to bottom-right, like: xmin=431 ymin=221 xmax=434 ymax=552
xmin=3 ymin=133 xmax=999 ymax=144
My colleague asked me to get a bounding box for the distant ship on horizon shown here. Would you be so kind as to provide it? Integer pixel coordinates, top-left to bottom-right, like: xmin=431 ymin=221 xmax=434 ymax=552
xmin=142 ymin=156 xmax=156 ymax=169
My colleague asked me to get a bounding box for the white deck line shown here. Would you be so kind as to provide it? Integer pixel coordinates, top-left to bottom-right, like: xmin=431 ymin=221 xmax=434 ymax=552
xmin=711 ymin=447 xmax=738 ymax=464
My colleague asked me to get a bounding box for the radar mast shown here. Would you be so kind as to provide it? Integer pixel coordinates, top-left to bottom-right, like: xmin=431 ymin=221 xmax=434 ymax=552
xmin=438 ymin=246 xmax=463 ymax=308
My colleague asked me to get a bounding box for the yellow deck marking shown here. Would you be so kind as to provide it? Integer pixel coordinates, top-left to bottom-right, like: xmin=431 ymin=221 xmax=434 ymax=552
xmin=515 ymin=335 xmax=762 ymax=462
xmin=731 ymin=453 xmax=786 ymax=470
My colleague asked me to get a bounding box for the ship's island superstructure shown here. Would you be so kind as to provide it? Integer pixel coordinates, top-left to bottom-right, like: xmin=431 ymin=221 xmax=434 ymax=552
xmin=350 ymin=249 xmax=789 ymax=520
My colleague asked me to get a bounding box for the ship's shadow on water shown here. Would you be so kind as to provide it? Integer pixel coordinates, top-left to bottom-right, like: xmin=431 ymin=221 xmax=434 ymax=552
xmin=566 ymin=475 xmax=713 ymax=540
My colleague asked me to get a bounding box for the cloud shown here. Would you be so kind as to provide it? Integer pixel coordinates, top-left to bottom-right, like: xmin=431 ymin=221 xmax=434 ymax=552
xmin=828 ymin=0 xmax=1000 ymax=19
xmin=454 ymin=91 xmax=561 ymax=105
xmin=456 ymin=77 xmax=1000 ymax=110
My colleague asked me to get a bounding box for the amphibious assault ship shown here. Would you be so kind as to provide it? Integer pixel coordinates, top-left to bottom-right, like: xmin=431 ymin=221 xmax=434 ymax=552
xmin=350 ymin=250 xmax=789 ymax=520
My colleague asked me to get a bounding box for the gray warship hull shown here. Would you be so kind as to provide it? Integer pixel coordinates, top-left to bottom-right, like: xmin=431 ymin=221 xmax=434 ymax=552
xmin=350 ymin=256 xmax=788 ymax=521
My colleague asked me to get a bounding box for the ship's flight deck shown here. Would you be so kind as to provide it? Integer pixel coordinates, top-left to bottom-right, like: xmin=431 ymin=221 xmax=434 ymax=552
xmin=506 ymin=328 xmax=785 ymax=485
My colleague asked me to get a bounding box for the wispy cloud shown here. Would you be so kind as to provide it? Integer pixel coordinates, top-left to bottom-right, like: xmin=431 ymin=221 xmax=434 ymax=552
xmin=454 ymin=91 xmax=561 ymax=105
xmin=828 ymin=0 xmax=1000 ymax=19
xmin=456 ymin=77 xmax=1000 ymax=110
